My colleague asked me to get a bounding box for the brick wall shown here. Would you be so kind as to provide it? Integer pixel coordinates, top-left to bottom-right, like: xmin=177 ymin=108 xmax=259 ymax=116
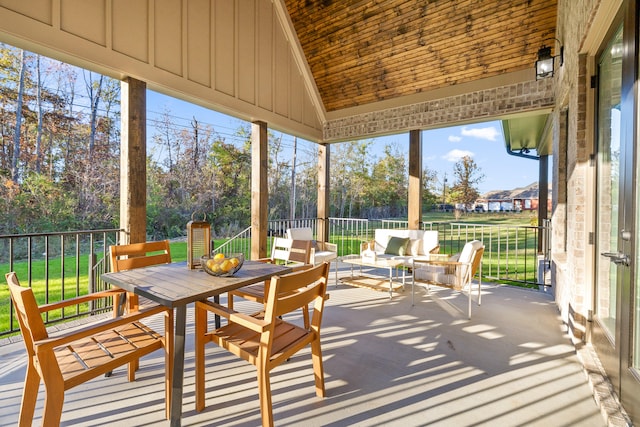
xmin=552 ymin=0 xmax=601 ymax=329
xmin=322 ymin=79 xmax=554 ymax=142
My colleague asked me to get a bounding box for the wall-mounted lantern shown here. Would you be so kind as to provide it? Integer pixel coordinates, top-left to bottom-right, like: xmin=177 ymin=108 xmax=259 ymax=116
xmin=535 ymin=41 xmax=564 ymax=80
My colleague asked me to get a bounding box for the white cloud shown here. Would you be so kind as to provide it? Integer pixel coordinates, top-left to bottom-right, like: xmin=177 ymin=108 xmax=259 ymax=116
xmin=448 ymin=135 xmax=462 ymax=142
xmin=461 ymin=126 xmax=499 ymax=141
xmin=443 ymin=149 xmax=474 ymax=162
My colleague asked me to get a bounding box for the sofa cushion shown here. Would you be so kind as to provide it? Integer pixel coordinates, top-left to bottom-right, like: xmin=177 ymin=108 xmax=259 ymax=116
xmin=407 ymin=238 xmax=423 ymax=256
xmin=384 ymin=236 xmax=409 ymax=256
xmin=373 ymin=229 xmax=438 ymax=255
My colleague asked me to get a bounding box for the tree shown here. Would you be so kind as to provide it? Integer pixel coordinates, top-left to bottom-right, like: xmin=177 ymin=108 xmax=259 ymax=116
xmin=11 ymin=49 xmax=26 ymax=182
xmin=451 ymin=155 xmax=485 ymax=209
xmin=208 ymin=134 xmax=251 ymax=235
xmin=330 ymin=140 xmax=372 ymax=217
xmin=367 ymin=143 xmax=407 ymax=218
xmin=421 ymin=166 xmax=439 ymax=210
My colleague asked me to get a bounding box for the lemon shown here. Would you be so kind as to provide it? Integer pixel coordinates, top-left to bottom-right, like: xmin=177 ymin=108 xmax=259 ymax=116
xmin=213 ymin=253 xmax=225 ymax=261
xmin=229 ymin=257 xmax=239 ymax=267
xmin=220 ymin=259 xmax=233 ymax=273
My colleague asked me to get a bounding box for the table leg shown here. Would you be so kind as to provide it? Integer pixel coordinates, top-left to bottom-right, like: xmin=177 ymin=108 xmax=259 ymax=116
xmin=388 ymin=267 xmax=393 ymax=299
xmin=170 ymin=305 xmax=187 ymax=427
xmin=213 ymin=295 xmax=221 ymax=329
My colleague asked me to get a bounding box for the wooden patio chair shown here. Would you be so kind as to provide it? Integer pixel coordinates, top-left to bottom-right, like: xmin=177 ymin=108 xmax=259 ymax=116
xmin=109 ymin=239 xmax=172 ymax=314
xmin=228 ymin=238 xmax=311 ymax=317
xmin=5 ymin=271 xmax=173 ymax=426
xmin=411 ymin=240 xmax=485 ymax=319
xmin=109 ymin=240 xmax=175 ymax=375
xmin=194 ymin=262 xmax=330 ymax=427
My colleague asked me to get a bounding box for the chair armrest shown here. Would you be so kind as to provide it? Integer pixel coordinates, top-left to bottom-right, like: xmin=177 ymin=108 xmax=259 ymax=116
xmin=197 ymin=300 xmax=268 ymax=333
xmin=34 ymin=304 xmax=168 ymax=352
xmin=39 ymin=289 xmax=127 ymax=313
xmin=429 ymin=245 xmax=440 ymax=254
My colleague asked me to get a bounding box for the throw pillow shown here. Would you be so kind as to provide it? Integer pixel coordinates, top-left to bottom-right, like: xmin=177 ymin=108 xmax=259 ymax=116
xmin=385 ymin=236 xmax=409 ymax=256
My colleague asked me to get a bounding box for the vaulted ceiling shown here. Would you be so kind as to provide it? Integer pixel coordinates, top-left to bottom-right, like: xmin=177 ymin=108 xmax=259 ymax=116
xmin=284 ymin=0 xmax=557 ymax=114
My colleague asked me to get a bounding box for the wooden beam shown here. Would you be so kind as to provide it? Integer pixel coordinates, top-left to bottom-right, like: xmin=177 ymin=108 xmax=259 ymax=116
xmin=120 ymin=77 xmax=146 ymax=244
xmin=317 ymin=144 xmax=330 ymax=242
xmin=251 ymin=121 xmax=268 ymax=260
xmin=408 ymin=130 xmax=422 ymax=230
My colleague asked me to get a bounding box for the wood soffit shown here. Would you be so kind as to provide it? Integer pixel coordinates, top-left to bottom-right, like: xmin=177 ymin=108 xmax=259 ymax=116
xmin=284 ymin=0 xmax=557 ymax=113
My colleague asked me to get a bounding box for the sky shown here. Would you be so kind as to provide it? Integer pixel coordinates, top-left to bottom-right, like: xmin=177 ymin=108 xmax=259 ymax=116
xmin=147 ymin=90 xmax=542 ymax=195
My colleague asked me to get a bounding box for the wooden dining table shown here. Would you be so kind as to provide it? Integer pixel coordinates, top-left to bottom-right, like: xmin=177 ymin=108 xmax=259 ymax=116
xmin=101 ymin=260 xmax=292 ymax=427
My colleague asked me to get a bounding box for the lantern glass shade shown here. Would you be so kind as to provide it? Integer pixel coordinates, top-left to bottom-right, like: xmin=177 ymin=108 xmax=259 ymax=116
xmin=535 ymin=46 xmax=554 ymax=80
xmin=187 ymin=215 xmax=211 ymax=269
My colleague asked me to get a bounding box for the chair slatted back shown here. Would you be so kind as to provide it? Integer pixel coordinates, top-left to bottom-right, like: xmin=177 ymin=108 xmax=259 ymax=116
xmin=110 ymin=240 xmax=172 ymax=272
xmin=289 ymin=239 xmax=312 ymax=265
xmin=270 ymin=237 xmax=292 ymax=263
xmin=264 ymin=262 xmax=329 ymax=326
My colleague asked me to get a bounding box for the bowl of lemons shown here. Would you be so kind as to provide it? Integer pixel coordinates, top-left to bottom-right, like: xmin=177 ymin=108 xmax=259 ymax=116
xmin=201 ymin=253 xmax=244 ymax=277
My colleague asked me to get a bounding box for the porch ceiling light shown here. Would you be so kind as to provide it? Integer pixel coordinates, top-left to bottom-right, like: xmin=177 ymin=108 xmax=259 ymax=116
xmin=535 ymin=43 xmax=563 ymax=80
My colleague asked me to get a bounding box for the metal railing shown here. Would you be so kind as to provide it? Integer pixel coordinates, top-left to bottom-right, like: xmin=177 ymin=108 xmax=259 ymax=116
xmin=1 ymin=229 xmax=122 ymax=336
xmin=1 ymin=218 xmax=550 ymax=337
xmin=233 ymin=218 xmax=549 ymax=286
xmin=266 ymin=217 xmax=549 ymax=286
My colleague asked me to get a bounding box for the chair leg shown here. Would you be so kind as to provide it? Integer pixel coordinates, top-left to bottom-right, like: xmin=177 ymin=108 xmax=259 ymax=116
xmin=41 ymin=366 xmax=65 ymax=427
xmin=194 ymin=304 xmax=208 ymax=412
xmin=18 ymin=363 xmax=40 ymax=427
xmin=126 ymin=293 xmax=141 ymax=379
xmin=310 ymin=338 xmax=325 ymax=398
xmin=301 ymin=305 xmax=310 ymax=329
xmin=257 ymin=365 xmax=274 ymax=427
xmin=128 ymin=360 xmax=137 ymax=382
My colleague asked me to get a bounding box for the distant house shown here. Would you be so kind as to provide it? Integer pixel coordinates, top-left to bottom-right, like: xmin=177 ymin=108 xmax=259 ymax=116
xmin=476 ymin=182 xmax=552 ymax=213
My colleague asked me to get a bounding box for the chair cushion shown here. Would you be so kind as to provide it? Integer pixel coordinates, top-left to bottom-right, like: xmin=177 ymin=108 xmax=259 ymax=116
xmin=314 ymin=250 xmax=337 ymax=264
xmin=385 ymin=237 xmax=409 ymax=256
xmin=458 ymin=240 xmax=483 ymax=263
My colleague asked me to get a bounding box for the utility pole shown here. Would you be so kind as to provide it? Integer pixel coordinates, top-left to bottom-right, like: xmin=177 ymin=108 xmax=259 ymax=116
xmin=290 ymin=136 xmax=297 ymax=219
xmin=442 ymin=172 xmax=447 ymax=204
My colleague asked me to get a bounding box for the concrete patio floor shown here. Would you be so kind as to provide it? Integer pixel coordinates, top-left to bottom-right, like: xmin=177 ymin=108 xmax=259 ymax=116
xmin=0 ymin=273 xmax=609 ymax=426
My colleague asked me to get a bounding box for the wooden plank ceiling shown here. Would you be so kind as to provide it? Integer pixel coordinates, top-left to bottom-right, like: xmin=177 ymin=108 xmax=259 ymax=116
xmin=285 ymin=0 xmax=557 ymax=113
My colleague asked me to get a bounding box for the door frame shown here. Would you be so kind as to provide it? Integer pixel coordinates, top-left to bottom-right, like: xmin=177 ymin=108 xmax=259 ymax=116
xmin=590 ymin=0 xmax=640 ymax=422
xmin=618 ymin=0 xmax=640 ymax=421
